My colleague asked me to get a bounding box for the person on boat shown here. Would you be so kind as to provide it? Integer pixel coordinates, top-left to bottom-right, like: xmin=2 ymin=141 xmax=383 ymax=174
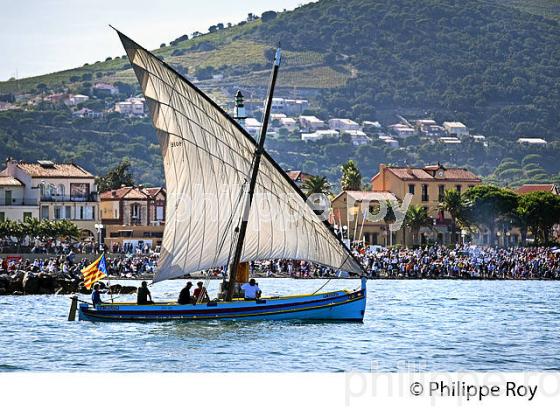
xmin=193 ymin=281 xmax=209 ymax=303
xmin=137 ymin=281 xmax=154 ymax=305
xmin=241 ymin=278 xmax=261 ymax=300
xmin=178 ymin=281 xmax=193 ymax=304
xmin=91 ymin=283 xmax=103 ymax=307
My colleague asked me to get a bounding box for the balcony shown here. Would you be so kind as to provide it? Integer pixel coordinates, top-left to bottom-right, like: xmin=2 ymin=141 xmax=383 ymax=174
xmin=40 ymin=193 xmax=98 ymax=203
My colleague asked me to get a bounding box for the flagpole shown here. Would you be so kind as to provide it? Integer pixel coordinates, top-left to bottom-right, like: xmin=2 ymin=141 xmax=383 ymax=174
xmin=352 ymin=205 xmax=360 ymax=244
xmin=358 ymin=208 xmax=367 ymax=245
xmin=103 ymin=252 xmax=114 ymax=304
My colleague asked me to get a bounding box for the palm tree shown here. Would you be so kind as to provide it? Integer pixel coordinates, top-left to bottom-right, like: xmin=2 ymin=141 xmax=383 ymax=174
xmin=301 ymin=175 xmax=331 ymax=198
xmin=439 ymin=189 xmax=464 ymax=245
xmin=384 ymin=202 xmax=396 ymax=247
xmin=340 ymin=160 xmax=362 ymax=191
xmin=405 ymin=205 xmax=431 ymax=246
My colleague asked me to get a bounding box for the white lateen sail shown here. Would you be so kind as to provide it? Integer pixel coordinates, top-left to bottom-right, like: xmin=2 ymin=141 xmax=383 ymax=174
xmin=117 ymin=31 xmax=363 ymax=282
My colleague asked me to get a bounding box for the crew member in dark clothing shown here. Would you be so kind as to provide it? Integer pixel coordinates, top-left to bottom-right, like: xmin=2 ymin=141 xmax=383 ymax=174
xmin=178 ymin=281 xmax=193 ymax=304
xmin=92 ymin=283 xmax=103 ymax=307
xmin=137 ymin=281 xmax=154 ymax=305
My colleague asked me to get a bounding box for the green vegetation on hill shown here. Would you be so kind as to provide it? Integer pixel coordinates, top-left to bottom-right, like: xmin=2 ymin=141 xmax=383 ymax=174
xmin=1 ymin=0 xmax=560 ymax=187
xmin=0 ymin=110 xmax=162 ymax=186
xmin=252 ymin=0 xmax=560 ymax=137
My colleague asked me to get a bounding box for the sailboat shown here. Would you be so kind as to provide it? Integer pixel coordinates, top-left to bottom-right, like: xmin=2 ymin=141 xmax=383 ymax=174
xmin=73 ymin=30 xmax=367 ymax=322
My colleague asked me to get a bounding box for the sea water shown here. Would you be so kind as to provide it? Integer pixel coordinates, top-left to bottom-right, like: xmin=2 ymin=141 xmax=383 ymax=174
xmin=1 ymin=279 xmax=559 ymax=372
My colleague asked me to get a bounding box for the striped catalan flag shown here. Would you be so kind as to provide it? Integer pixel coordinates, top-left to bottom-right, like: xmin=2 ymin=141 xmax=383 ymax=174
xmin=81 ymin=254 xmax=108 ymax=289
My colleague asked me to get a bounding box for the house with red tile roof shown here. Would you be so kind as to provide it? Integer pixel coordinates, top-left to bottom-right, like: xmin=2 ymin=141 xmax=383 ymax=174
xmin=100 ymin=186 xmax=166 ymax=251
xmin=0 ymin=158 xmax=99 ymax=236
xmin=516 ymin=184 xmax=559 ymax=195
xmin=370 ymin=163 xmax=481 ymax=245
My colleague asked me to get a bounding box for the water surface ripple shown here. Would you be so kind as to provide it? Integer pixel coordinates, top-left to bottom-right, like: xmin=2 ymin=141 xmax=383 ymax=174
xmin=1 ymin=279 xmax=559 ymax=372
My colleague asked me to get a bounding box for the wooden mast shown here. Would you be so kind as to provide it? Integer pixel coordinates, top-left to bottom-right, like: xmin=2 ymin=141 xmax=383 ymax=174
xmin=225 ymin=47 xmax=282 ymax=301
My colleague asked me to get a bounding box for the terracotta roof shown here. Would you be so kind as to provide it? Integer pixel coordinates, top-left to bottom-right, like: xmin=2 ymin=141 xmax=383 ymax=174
xmin=143 ymin=187 xmax=166 ymax=198
xmin=516 ymin=184 xmax=558 ymax=195
xmin=0 ymin=176 xmax=23 ymax=187
xmin=15 ymin=162 xmax=93 ymax=178
xmin=100 ymin=186 xmax=165 ymax=200
xmin=382 ymin=165 xmax=480 ymax=182
xmin=286 ymin=170 xmax=314 ymax=182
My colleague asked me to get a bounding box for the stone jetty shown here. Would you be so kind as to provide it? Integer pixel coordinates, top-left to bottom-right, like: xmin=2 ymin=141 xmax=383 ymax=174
xmin=0 ymin=271 xmax=137 ymax=296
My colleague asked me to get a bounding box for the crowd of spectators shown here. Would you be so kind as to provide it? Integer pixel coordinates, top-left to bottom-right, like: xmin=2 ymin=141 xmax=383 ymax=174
xmin=352 ymin=245 xmax=560 ymax=279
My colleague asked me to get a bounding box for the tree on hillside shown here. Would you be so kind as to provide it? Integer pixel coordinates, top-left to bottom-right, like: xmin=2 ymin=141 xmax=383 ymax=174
xmin=405 ymin=204 xmax=431 ymax=246
xmin=261 ymin=11 xmax=278 ymax=22
xmin=96 ymin=160 xmax=135 ymax=193
xmin=340 ymin=160 xmax=361 ymax=191
xmin=439 ymin=189 xmax=465 ymax=245
xmin=301 ymin=175 xmax=331 ymax=198
xmin=517 ymin=192 xmax=560 ymax=244
xmin=461 ymin=185 xmax=518 ymax=246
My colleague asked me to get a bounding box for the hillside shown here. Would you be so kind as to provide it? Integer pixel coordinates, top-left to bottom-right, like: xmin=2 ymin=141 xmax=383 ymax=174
xmin=1 ymin=0 xmax=560 ymax=187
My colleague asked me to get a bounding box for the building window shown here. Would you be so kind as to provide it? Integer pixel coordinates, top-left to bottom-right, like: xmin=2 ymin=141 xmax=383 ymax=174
xmin=438 ymin=185 xmax=445 ymax=202
xmin=408 ymin=184 xmax=415 ymax=195
xmin=41 ymin=206 xmax=49 ymax=219
xmin=131 ymin=204 xmax=141 ymax=225
xmin=65 ymin=205 xmax=72 ymax=220
xmin=456 ymin=185 xmax=462 ymax=193
xmin=421 ymin=184 xmax=429 ymax=202
xmin=23 ymin=212 xmax=32 ymax=221
xmin=0 ymin=212 xmax=5 ymax=222
xmin=57 ymin=184 xmax=65 ymax=199
xmin=54 ymin=206 xmax=62 ymax=220
xmin=83 ymin=206 xmax=93 ymax=220
xmin=156 ymin=206 xmax=164 ymax=221
xmin=4 ymin=190 xmax=12 ymax=205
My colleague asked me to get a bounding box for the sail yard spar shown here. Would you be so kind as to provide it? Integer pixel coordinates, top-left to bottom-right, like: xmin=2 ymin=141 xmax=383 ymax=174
xmin=115 ymin=30 xmax=364 ymax=284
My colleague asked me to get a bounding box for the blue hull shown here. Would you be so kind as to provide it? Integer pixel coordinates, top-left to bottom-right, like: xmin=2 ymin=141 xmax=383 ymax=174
xmin=78 ymin=279 xmax=367 ymax=322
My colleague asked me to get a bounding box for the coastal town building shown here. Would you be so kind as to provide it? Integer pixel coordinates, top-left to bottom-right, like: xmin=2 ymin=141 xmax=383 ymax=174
xmin=279 ymin=117 xmax=297 ymax=131
xmin=344 ymin=130 xmax=370 ymax=146
xmin=517 ymin=138 xmax=547 ymax=146
xmin=72 ymin=108 xmax=103 ymax=119
xmin=516 ymin=184 xmax=560 ymax=195
xmin=378 ymin=135 xmax=399 ymax=147
xmin=440 ymin=137 xmax=462 ymax=144
xmin=328 ymin=118 xmax=360 ymax=131
xmin=331 ymin=191 xmax=399 ymax=246
xmin=370 ymin=163 xmax=482 ymax=245
xmin=0 ymin=159 xmax=100 ymax=237
xmin=285 ymin=170 xmax=314 ymax=188
xmin=64 ymin=94 xmax=89 ymax=106
xmin=114 ymin=97 xmax=145 ymax=116
xmin=93 ymin=82 xmax=119 ymax=96
xmin=442 ymin=121 xmax=469 ymax=137
xmin=389 ymin=124 xmax=415 ymax=138
xmin=301 ymin=129 xmax=339 ymax=142
xmin=243 ymin=117 xmax=262 ymax=136
xmin=299 ymin=115 xmax=326 ymax=131
xmin=271 ymin=97 xmax=309 ymax=116
xmin=100 ymin=186 xmax=166 ymax=250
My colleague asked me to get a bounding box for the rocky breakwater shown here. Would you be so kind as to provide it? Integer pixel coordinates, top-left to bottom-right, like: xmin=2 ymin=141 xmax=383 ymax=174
xmin=0 ymin=271 xmax=137 ymax=296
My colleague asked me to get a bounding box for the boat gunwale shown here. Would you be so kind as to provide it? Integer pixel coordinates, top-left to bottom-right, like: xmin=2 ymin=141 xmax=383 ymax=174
xmin=79 ymin=291 xmax=366 ymax=321
xmin=93 ymin=288 xmax=354 ymax=307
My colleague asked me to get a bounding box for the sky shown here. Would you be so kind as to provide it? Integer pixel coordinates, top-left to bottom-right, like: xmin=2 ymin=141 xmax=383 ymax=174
xmin=0 ymin=0 xmax=312 ymax=81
